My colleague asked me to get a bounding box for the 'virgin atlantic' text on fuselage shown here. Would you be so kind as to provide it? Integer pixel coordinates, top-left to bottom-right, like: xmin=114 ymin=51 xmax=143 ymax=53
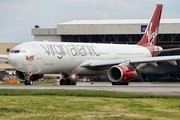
xmin=40 ymin=43 xmax=100 ymax=59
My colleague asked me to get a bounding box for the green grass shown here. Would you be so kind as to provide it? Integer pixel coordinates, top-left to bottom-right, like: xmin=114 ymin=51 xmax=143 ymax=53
xmin=0 ymin=89 xmax=180 ymax=120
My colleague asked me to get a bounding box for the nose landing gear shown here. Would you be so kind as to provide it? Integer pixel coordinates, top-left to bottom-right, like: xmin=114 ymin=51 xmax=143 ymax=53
xmin=24 ymin=73 xmax=33 ymax=85
xmin=24 ymin=79 xmax=33 ymax=85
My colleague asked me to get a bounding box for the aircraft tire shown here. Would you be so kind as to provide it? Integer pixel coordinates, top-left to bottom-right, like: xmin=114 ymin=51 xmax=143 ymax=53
xmin=66 ymin=79 xmax=72 ymax=85
xmin=72 ymin=79 xmax=77 ymax=85
xmin=120 ymin=82 xmax=129 ymax=85
xmin=59 ymin=78 xmax=77 ymax=85
xmin=24 ymin=80 xmax=28 ymax=85
xmin=112 ymin=82 xmax=129 ymax=85
xmin=60 ymin=79 xmax=66 ymax=85
xmin=24 ymin=80 xmax=33 ymax=85
xmin=29 ymin=80 xmax=33 ymax=85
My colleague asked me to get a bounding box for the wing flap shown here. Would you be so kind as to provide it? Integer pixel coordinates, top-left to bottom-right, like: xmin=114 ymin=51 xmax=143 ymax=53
xmin=167 ymin=60 xmax=177 ymax=65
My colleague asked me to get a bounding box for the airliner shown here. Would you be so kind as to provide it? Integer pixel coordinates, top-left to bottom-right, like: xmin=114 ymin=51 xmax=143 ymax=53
xmin=1 ymin=4 xmax=180 ymax=85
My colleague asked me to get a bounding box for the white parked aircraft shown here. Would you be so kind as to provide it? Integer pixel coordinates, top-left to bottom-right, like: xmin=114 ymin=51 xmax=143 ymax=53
xmin=1 ymin=4 xmax=180 ymax=85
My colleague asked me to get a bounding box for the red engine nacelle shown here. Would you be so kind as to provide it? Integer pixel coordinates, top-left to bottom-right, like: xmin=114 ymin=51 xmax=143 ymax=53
xmin=15 ymin=70 xmax=44 ymax=81
xmin=108 ymin=65 xmax=137 ymax=82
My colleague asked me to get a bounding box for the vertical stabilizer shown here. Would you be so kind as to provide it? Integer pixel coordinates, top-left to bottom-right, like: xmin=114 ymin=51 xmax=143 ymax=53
xmin=137 ymin=4 xmax=163 ymax=45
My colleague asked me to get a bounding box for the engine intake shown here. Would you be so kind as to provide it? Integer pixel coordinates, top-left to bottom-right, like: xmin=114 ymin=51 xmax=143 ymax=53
xmin=15 ymin=70 xmax=27 ymax=81
xmin=15 ymin=70 xmax=44 ymax=81
xmin=108 ymin=65 xmax=137 ymax=82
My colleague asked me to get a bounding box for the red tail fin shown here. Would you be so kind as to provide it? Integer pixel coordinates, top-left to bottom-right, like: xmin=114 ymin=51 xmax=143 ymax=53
xmin=137 ymin=4 xmax=163 ymax=45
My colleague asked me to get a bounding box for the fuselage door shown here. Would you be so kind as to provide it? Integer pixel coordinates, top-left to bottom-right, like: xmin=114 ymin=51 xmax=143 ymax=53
xmin=33 ymin=46 xmax=42 ymax=59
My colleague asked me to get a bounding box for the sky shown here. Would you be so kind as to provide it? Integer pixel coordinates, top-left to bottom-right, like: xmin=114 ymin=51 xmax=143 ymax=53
xmin=0 ymin=0 xmax=180 ymax=43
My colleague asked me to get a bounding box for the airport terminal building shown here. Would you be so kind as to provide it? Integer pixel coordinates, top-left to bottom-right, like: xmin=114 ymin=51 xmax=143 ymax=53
xmin=32 ymin=19 xmax=180 ymax=47
xmin=0 ymin=43 xmax=19 ymax=79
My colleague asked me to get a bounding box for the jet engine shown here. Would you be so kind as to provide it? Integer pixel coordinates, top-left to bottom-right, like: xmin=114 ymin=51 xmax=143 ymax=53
xmin=108 ymin=65 xmax=137 ymax=82
xmin=15 ymin=70 xmax=44 ymax=81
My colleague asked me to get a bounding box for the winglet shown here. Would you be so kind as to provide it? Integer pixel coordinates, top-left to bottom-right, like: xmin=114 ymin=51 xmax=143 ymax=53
xmin=137 ymin=4 xmax=163 ymax=46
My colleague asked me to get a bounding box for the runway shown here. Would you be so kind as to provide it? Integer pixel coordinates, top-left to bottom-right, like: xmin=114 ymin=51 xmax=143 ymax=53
xmin=0 ymin=82 xmax=180 ymax=95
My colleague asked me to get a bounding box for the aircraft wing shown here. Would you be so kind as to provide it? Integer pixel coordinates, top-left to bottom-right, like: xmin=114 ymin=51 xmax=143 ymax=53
xmin=81 ymin=55 xmax=180 ymax=68
xmin=0 ymin=54 xmax=8 ymax=59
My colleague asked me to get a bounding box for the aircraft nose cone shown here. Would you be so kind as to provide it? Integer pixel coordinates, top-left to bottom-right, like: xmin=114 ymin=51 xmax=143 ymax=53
xmin=8 ymin=55 xmax=17 ymax=66
xmin=8 ymin=55 xmax=23 ymax=70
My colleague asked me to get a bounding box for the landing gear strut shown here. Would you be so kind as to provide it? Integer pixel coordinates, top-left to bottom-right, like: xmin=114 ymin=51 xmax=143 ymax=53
xmin=23 ymin=73 xmax=33 ymax=85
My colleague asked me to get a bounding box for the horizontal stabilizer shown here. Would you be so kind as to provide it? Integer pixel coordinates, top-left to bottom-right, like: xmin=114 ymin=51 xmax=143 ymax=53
xmin=155 ymin=47 xmax=180 ymax=53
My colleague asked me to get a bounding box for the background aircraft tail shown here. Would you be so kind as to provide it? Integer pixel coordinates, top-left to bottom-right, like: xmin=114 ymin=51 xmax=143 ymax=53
xmin=137 ymin=4 xmax=163 ymax=46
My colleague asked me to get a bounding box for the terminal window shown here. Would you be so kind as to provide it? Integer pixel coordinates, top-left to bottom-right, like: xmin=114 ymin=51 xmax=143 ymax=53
xmin=6 ymin=48 xmax=10 ymax=52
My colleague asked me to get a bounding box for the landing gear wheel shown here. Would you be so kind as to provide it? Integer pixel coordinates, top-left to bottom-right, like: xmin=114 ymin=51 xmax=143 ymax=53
xmin=66 ymin=79 xmax=72 ymax=85
xmin=112 ymin=82 xmax=129 ymax=85
xmin=71 ymin=79 xmax=77 ymax=85
xmin=59 ymin=78 xmax=77 ymax=85
xmin=65 ymin=79 xmax=77 ymax=85
xmin=59 ymin=73 xmax=77 ymax=85
xmin=60 ymin=79 xmax=66 ymax=85
xmin=24 ymin=80 xmax=33 ymax=85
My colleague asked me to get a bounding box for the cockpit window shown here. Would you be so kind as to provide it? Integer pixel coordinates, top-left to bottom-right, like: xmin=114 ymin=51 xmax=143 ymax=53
xmin=20 ymin=50 xmax=27 ymax=53
xmin=14 ymin=50 xmax=20 ymax=53
xmin=11 ymin=50 xmax=15 ymax=53
xmin=11 ymin=50 xmax=27 ymax=54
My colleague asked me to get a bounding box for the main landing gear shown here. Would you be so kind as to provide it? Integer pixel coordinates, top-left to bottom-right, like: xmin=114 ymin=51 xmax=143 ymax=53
xmin=59 ymin=74 xmax=77 ymax=85
xmin=112 ymin=82 xmax=129 ymax=85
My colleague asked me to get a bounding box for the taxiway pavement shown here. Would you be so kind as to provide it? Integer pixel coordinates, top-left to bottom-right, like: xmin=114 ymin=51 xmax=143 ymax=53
xmin=0 ymin=82 xmax=180 ymax=95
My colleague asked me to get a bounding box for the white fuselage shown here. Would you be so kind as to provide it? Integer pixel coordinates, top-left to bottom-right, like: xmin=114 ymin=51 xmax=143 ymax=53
xmin=8 ymin=41 xmax=152 ymax=75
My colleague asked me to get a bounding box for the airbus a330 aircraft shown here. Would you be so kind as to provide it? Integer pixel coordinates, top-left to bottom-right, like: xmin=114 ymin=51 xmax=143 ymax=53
xmin=1 ymin=4 xmax=180 ymax=85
